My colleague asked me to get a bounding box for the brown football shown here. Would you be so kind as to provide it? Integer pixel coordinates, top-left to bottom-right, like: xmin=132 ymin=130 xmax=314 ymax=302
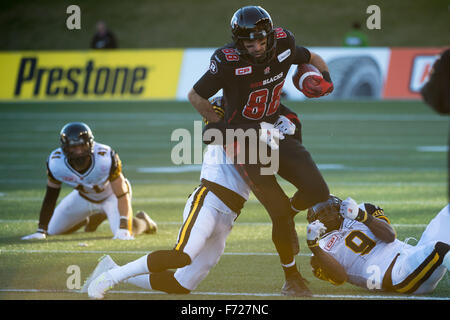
xmin=292 ymin=63 xmax=322 ymax=92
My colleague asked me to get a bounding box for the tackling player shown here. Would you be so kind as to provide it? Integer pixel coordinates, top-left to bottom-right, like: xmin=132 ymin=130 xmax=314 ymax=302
xmin=188 ymin=5 xmax=333 ymax=296
xmin=84 ymin=98 xmax=309 ymax=298
xmin=306 ymin=196 xmax=449 ymax=294
xmin=21 ymin=122 xmax=157 ymax=241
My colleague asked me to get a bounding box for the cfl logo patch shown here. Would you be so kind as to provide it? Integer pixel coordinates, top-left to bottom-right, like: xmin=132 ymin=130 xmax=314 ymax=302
xmin=235 ymin=66 xmax=252 ymax=76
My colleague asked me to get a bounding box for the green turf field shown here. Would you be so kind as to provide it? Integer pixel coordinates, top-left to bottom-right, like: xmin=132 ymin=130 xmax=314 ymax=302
xmin=0 ymin=100 xmax=448 ymax=300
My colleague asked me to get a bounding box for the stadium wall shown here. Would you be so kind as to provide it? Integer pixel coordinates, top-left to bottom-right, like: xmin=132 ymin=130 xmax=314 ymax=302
xmin=0 ymin=47 xmax=443 ymax=102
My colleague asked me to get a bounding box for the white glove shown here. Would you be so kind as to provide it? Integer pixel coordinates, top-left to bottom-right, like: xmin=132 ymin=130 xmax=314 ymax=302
xmin=274 ymin=115 xmax=296 ymax=136
xmin=306 ymin=220 xmax=327 ymax=247
xmin=259 ymin=122 xmax=285 ymax=150
xmin=340 ymin=197 xmax=367 ymax=222
xmin=113 ymin=228 xmax=134 ymax=240
xmin=21 ymin=230 xmax=47 ymax=240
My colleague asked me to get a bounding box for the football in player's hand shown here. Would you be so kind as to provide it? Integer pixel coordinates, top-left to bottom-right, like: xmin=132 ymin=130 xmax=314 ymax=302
xmin=292 ymin=64 xmax=323 ymax=98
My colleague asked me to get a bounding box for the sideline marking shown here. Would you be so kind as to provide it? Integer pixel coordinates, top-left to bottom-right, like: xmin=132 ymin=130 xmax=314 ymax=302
xmin=0 ymin=288 xmax=448 ymax=300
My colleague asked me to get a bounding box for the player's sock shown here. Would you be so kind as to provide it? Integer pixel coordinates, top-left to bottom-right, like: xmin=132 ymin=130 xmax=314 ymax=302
xmin=281 ymin=259 xmax=298 ymax=278
xmin=124 ymin=274 xmax=152 ymax=290
xmin=108 ymin=254 xmax=149 ymax=283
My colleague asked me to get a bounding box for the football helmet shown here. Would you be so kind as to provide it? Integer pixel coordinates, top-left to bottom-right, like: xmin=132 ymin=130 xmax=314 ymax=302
xmin=60 ymin=122 xmax=94 ymax=169
xmin=307 ymin=195 xmax=344 ymax=233
xmin=230 ymin=6 xmax=276 ymax=64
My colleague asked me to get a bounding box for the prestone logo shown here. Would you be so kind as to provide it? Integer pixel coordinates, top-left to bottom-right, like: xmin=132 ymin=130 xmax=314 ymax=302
xmin=14 ymin=57 xmax=148 ymax=97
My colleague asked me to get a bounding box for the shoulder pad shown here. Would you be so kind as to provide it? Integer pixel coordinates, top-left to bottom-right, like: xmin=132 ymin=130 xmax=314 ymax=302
xmin=109 ymin=150 xmax=122 ymax=181
xmin=213 ymin=45 xmax=241 ymax=63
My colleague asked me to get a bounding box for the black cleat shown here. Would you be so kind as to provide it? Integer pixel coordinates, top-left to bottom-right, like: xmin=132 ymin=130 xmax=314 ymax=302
xmin=281 ymin=272 xmax=312 ymax=297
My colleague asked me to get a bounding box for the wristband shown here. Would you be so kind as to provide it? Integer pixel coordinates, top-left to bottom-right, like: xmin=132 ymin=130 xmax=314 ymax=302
xmin=119 ymin=217 xmax=129 ymax=229
xmin=356 ymin=209 xmax=368 ymax=223
xmin=307 ymin=239 xmax=319 ymax=248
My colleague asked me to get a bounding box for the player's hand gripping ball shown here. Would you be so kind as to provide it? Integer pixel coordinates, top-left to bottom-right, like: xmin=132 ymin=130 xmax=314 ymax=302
xmin=292 ymin=64 xmax=333 ymax=98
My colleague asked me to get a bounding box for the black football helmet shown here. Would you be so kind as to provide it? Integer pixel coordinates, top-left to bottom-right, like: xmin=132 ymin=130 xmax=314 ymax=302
xmin=60 ymin=122 xmax=94 ymax=169
xmin=230 ymin=6 xmax=276 ymax=64
xmin=307 ymin=195 xmax=344 ymax=233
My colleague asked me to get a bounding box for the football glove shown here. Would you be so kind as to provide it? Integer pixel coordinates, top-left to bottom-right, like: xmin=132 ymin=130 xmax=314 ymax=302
xmin=21 ymin=229 xmax=47 ymax=240
xmin=259 ymin=122 xmax=284 ymax=150
xmin=113 ymin=228 xmax=134 ymax=240
xmin=274 ymin=115 xmax=296 ymax=136
xmin=306 ymin=220 xmax=327 ymax=248
xmin=339 ymin=197 xmax=368 ymax=222
xmin=303 ymin=75 xmax=334 ymax=98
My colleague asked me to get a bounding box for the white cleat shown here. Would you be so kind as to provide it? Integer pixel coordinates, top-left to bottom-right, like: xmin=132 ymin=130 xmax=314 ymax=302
xmin=81 ymin=255 xmax=118 ymax=293
xmin=88 ymin=271 xmax=117 ymax=299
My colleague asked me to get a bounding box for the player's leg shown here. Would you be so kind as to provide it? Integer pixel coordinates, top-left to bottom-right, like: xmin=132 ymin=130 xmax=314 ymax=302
xmin=277 ymin=137 xmax=329 ymax=212
xmin=89 ymin=187 xmax=217 ymax=297
xmin=240 ymin=163 xmax=299 ymax=265
xmin=417 ymin=204 xmax=450 ymax=246
xmin=172 ymin=210 xmax=236 ymax=292
xmin=47 ymin=190 xmax=95 ymax=235
xmin=99 ymin=195 xmax=121 ymax=235
xmin=390 ymin=241 xmax=449 ymax=294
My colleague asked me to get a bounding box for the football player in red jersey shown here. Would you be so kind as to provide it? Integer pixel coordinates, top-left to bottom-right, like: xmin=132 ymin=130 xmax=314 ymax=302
xmin=188 ymin=6 xmax=334 ymax=296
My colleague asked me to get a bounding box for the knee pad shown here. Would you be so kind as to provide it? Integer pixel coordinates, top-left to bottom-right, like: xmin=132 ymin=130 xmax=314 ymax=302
xmin=150 ymin=270 xmax=190 ymax=294
xmin=147 ymin=250 xmax=192 ymax=273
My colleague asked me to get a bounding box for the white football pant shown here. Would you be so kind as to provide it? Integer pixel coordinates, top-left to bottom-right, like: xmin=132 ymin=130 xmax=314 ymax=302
xmin=172 ymin=185 xmax=238 ymax=291
xmin=390 ymin=204 xmax=449 ymax=294
xmin=47 ymin=180 xmax=132 ymax=235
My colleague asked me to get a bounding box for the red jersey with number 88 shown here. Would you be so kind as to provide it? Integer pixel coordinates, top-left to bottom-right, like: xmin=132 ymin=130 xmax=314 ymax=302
xmin=193 ymin=27 xmax=311 ymax=127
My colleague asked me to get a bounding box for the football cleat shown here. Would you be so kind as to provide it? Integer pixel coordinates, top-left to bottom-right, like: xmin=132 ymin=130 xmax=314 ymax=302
xmin=81 ymin=255 xmax=117 ymax=293
xmin=88 ymin=271 xmax=117 ymax=299
xmin=136 ymin=211 xmax=158 ymax=234
xmin=281 ymin=272 xmax=312 ymax=297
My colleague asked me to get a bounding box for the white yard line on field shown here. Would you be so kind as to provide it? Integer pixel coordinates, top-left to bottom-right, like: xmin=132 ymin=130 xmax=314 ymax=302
xmin=0 ymin=248 xmax=306 ymax=256
xmin=0 ymin=288 xmax=448 ymax=300
xmin=0 ymin=220 xmax=429 ymax=228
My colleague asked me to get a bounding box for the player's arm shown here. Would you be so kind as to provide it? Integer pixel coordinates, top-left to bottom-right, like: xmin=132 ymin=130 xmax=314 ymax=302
xmin=188 ymin=88 xmax=222 ymax=123
xmin=306 ymin=221 xmax=347 ymax=285
xmin=340 ymin=198 xmax=396 ymax=243
xmin=189 ymin=53 xmax=226 ymax=123
xmin=309 ymin=52 xmax=331 ymax=82
xmin=21 ymin=178 xmax=61 ymax=240
xmin=111 ymin=173 xmax=132 ymax=220
xmin=109 ymin=151 xmax=133 ymax=239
